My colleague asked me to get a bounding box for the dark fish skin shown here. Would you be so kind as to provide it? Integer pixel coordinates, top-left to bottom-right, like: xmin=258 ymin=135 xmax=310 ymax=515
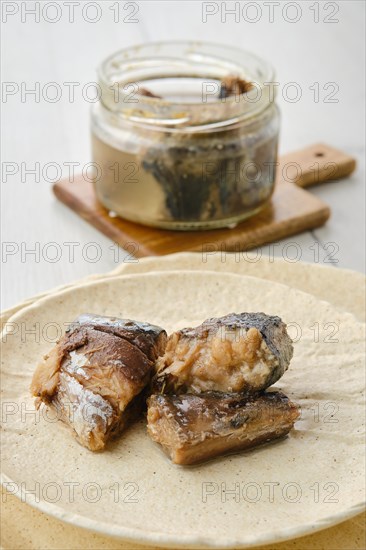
xmin=154 ymin=313 xmax=293 ymax=395
xmin=31 ymin=314 xmax=167 ymax=451
xmin=147 ymin=391 xmax=300 ymax=465
xmin=71 ymin=314 xmax=167 ymax=361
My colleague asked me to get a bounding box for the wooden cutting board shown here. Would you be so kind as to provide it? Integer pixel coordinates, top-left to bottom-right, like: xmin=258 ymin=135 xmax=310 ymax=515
xmin=53 ymin=143 xmax=355 ymax=258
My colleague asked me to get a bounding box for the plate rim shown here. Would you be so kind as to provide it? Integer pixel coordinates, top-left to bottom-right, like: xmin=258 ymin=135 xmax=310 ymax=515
xmin=1 ymin=470 xmax=365 ymax=549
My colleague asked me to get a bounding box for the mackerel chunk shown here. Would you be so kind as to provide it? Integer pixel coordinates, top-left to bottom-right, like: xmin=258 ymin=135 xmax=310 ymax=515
xmin=31 ymin=314 xmax=167 ymax=451
xmin=153 ymin=313 xmax=293 ymax=395
xmin=147 ymin=391 xmax=300 ymax=465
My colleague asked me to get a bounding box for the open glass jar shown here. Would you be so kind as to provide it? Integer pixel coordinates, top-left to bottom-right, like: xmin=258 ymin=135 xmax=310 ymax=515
xmin=91 ymin=42 xmax=280 ymax=230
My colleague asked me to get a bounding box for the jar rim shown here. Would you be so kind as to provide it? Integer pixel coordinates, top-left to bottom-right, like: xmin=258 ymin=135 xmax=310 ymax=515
xmin=98 ymin=41 xmax=276 ymax=129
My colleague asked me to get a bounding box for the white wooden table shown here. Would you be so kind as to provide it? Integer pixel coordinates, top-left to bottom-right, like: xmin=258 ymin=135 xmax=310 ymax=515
xmin=2 ymin=0 xmax=365 ymax=310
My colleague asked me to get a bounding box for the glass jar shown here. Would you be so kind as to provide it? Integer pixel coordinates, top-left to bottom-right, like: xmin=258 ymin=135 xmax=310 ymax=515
xmin=91 ymin=42 xmax=280 ymax=230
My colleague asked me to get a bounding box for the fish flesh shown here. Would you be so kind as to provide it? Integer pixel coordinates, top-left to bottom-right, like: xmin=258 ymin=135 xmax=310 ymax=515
xmin=153 ymin=313 xmax=293 ymax=395
xmin=31 ymin=314 xmax=167 ymax=450
xmin=147 ymin=391 xmax=300 ymax=465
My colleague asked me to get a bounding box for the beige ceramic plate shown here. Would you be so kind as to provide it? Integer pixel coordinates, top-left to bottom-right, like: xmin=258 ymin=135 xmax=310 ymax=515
xmin=116 ymin=253 xmax=366 ymax=322
xmin=1 ymin=271 xmax=365 ymax=548
xmin=1 ymin=253 xmax=365 ymax=325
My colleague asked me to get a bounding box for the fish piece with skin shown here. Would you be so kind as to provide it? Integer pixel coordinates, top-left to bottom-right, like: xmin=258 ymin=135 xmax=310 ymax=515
xmin=31 ymin=314 xmax=167 ymax=451
xmin=147 ymin=391 xmax=300 ymax=465
xmin=153 ymin=313 xmax=293 ymax=395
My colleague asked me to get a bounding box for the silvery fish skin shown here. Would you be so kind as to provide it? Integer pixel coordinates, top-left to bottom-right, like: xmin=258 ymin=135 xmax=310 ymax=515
xmin=31 ymin=314 xmax=167 ymax=451
xmin=147 ymin=391 xmax=300 ymax=465
xmin=154 ymin=313 xmax=293 ymax=395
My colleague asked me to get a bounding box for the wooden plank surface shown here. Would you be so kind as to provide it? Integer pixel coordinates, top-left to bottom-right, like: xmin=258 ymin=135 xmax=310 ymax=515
xmin=53 ymin=142 xmax=357 ymax=257
xmin=53 ymin=177 xmax=331 ymax=258
xmin=278 ymin=143 xmax=357 ymax=187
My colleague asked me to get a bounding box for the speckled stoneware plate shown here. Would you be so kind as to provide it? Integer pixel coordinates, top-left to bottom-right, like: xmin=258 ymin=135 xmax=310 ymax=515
xmin=1 ymin=271 xmax=365 ymax=548
xmin=2 ymin=253 xmax=365 ymax=325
